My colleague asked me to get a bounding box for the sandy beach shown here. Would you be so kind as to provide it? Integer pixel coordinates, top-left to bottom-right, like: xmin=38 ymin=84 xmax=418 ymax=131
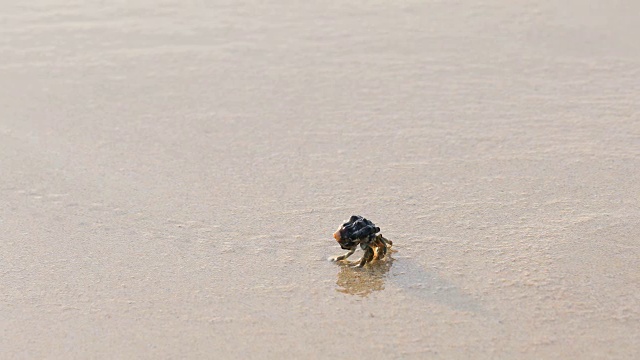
xmin=1 ymin=0 xmax=639 ymax=358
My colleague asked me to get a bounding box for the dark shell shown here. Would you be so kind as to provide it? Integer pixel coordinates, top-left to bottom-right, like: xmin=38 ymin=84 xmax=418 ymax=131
xmin=341 ymin=215 xmax=380 ymax=241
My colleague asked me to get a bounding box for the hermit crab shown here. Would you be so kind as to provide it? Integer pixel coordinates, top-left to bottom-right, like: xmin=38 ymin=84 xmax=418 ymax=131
xmin=330 ymin=215 xmax=393 ymax=267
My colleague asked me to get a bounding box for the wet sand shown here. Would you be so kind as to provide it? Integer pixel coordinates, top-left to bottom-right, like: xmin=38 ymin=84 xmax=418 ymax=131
xmin=1 ymin=1 xmax=639 ymax=358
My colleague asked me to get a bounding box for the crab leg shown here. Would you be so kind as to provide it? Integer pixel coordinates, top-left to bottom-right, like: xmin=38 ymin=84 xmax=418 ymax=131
xmin=331 ymin=248 xmax=356 ymax=262
xmin=377 ymin=234 xmax=392 ymax=246
xmin=352 ymin=246 xmax=375 ymax=267
xmin=374 ymin=242 xmax=386 ymax=260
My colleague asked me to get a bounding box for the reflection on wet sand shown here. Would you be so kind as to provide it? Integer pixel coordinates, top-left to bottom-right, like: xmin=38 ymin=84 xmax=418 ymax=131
xmin=335 ymin=251 xmax=484 ymax=313
xmin=335 ymin=256 xmax=394 ymax=296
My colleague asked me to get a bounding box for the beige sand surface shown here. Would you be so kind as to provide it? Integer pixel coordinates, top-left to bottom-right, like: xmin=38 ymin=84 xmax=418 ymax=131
xmin=1 ymin=0 xmax=639 ymax=358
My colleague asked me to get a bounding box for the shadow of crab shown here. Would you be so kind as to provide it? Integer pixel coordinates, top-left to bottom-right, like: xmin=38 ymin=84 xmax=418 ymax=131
xmin=335 ymin=256 xmax=394 ymax=297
